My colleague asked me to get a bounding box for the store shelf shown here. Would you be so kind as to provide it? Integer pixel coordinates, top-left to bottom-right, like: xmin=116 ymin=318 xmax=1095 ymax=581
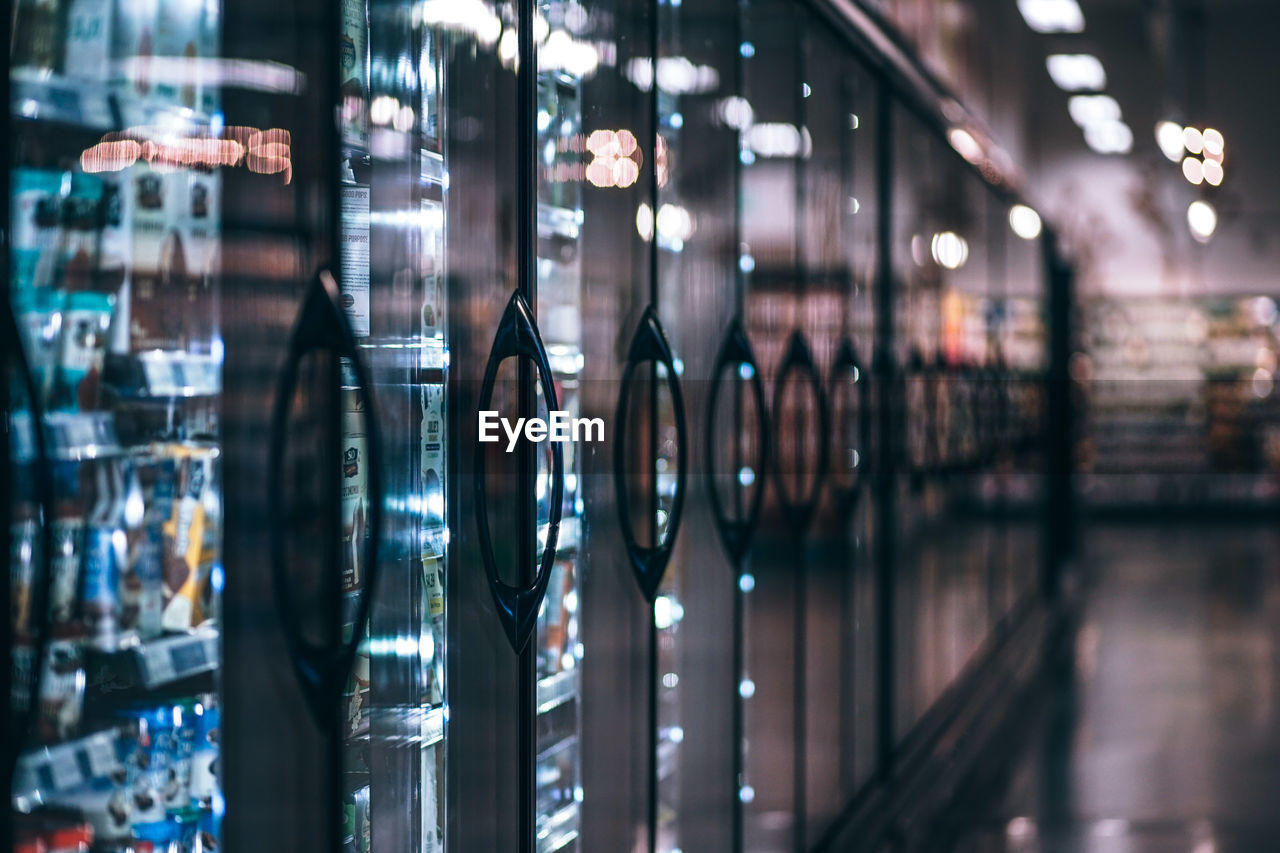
xmin=11 ymin=71 xmax=115 ymax=130
xmin=422 ymin=705 xmax=445 ymax=749
xmin=105 ymin=351 xmax=222 ymax=399
xmin=536 ymin=670 xmax=578 ymax=716
xmin=536 ymin=802 xmax=580 ymax=853
xmin=7 ymin=411 xmax=122 ymax=463
xmin=84 ymin=630 xmax=219 ymax=704
xmin=45 ymin=411 xmax=122 ymax=461
xmin=12 ymin=728 xmax=124 ymax=808
xmin=12 ymin=71 xmax=214 ymax=133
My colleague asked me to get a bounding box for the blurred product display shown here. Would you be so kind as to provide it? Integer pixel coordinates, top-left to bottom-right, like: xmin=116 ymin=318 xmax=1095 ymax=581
xmin=7 ymin=0 xmax=225 ymax=848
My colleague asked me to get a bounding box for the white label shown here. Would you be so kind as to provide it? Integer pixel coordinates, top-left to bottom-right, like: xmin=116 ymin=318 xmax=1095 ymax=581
xmin=84 ymin=733 xmax=120 ymax=777
xmin=65 ymin=0 xmax=113 ymax=81
xmin=49 ymin=745 xmax=83 ymax=790
xmin=341 ymin=185 xmax=371 ymax=337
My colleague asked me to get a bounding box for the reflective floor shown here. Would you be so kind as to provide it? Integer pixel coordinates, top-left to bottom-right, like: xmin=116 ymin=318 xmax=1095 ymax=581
xmin=951 ymin=522 xmax=1280 ymax=853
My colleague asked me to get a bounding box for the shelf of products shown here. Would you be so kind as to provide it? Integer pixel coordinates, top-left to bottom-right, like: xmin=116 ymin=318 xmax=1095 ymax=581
xmin=1081 ymin=295 xmax=1280 ymax=507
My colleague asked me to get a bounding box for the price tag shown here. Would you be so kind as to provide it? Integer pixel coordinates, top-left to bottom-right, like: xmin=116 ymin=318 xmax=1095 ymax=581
xmin=422 ymin=707 xmax=444 ymax=746
xmin=48 ymin=746 xmax=84 ymax=791
xmin=141 ymin=643 xmax=176 ymax=686
xmin=84 ymin=734 xmax=119 ymax=778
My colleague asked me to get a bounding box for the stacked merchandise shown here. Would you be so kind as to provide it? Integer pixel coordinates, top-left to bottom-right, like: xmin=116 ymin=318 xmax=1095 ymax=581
xmin=10 ymin=0 xmax=224 ymax=848
xmin=1080 ymin=296 xmax=1280 ymax=509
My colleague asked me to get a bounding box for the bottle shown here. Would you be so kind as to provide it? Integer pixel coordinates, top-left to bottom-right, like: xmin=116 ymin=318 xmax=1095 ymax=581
xmin=83 ymin=460 xmax=127 ymax=651
xmin=39 ymin=465 xmax=88 ymax=743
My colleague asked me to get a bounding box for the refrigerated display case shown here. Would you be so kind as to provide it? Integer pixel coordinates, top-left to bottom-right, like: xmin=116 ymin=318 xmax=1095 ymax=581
xmin=6 ymin=0 xmax=227 ymax=847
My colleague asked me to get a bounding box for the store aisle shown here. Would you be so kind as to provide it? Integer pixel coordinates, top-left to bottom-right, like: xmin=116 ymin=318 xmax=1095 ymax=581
xmin=949 ymin=522 xmax=1280 ymax=853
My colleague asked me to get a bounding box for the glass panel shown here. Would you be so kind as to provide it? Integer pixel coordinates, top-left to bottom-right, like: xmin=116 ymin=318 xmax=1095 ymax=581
xmin=739 ymin=0 xmax=800 ymax=848
xmin=336 ymin=0 xmax=449 ymax=849
xmin=533 ymin=0 xmax=591 ymax=849
xmin=652 ymin=0 xmax=739 ymax=846
xmin=8 ymin=0 xmax=226 ymax=845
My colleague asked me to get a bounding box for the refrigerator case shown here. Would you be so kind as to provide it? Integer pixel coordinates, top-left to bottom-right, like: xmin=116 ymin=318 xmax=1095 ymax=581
xmin=339 ymin=2 xmax=450 ymax=851
xmin=7 ymin=0 xmax=226 ymax=848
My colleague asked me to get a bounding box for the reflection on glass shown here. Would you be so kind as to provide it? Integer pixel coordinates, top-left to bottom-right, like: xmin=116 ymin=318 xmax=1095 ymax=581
xmin=534 ymin=1 xmax=587 ymax=849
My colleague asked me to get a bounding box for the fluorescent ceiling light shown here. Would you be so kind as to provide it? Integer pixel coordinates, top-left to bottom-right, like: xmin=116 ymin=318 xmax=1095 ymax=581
xmin=1046 ymin=54 xmax=1106 ymax=91
xmin=1068 ymin=94 xmax=1121 ymax=127
xmin=1017 ymin=0 xmax=1085 ymax=34
xmin=1084 ymin=120 xmax=1133 ymax=155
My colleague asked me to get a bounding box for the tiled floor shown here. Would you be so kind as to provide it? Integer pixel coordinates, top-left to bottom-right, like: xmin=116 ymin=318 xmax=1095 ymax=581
xmin=949 ymin=522 xmax=1280 ymax=853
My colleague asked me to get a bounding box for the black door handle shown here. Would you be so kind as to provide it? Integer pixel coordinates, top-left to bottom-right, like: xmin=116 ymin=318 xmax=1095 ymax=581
xmin=705 ymin=319 xmax=769 ymax=566
xmin=474 ymin=291 xmax=564 ymax=653
xmin=2 ymin=305 xmax=55 ymax=774
xmin=827 ymin=337 xmax=868 ymax=512
xmin=771 ymin=331 xmax=830 ymax=533
xmin=267 ymin=269 xmax=384 ymax=728
xmin=613 ymin=305 xmax=689 ymax=602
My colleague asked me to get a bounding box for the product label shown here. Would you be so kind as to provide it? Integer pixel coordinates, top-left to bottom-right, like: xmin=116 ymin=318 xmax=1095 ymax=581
xmin=341 ymin=185 xmax=371 ymax=337
xmin=65 ymin=0 xmax=113 ymax=81
xmin=342 ymin=390 xmax=369 ymax=592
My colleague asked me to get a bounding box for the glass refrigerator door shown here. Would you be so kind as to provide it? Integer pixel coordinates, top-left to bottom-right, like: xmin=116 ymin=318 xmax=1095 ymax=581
xmin=534 ymin=11 xmax=586 ymax=849
xmin=339 ymin=1 xmax=448 ymax=850
xmin=7 ymin=0 xmax=226 ymax=848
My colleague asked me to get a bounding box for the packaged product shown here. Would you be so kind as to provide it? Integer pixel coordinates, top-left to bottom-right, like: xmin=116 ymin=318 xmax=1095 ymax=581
xmin=57 ymin=173 xmax=104 ymax=293
xmin=120 ymin=706 xmax=178 ymax=834
xmin=155 ymin=0 xmax=217 ymax=111
xmin=340 ymin=179 xmax=371 ymax=337
xmin=50 ymin=291 xmax=116 ymax=413
xmin=165 ymin=702 xmax=197 ymax=814
xmin=10 ymin=0 xmax=64 ymax=74
xmin=83 ymin=461 xmax=128 ymax=650
xmin=421 ymin=383 xmax=444 ymax=528
xmin=162 ymin=446 xmax=216 ymax=631
xmin=119 ymin=455 xmax=174 ymax=641
xmin=341 ymin=388 xmax=369 ymax=593
xmin=13 ymin=288 xmax=64 ymax=408
xmin=10 ymin=168 xmax=66 ymax=294
xmin=339 ymin=0 xmax=369 ymax=149
xmin=9 ymin=513 xmax=39 ymax=640
xmin=37 ymin=639 xmax=86 ymax=742
xmin=422 ymin=551 xmax=444 ymax=705
xmin=110 ymin=0 xmax=160 ymax=96
xmin=343 ymin=783 xmax=371 ymax=853
xmin=64 ymin=0 xmax=112 ymax=80
xmin=188 ymin=697 xmax=219 ymax=807
xmin=343 ymin=594 xmax=370 ymax=737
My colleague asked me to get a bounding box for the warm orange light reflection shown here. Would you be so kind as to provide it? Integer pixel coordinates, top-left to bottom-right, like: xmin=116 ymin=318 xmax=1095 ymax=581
xmin=81 ymin=126 xmax=292 ymax=183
